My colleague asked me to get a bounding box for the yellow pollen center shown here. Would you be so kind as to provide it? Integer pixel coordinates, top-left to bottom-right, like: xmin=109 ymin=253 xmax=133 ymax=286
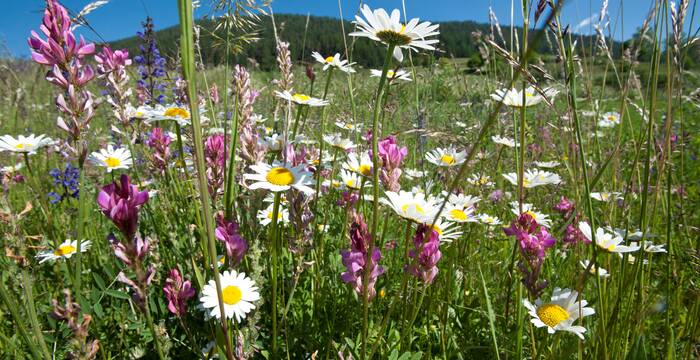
xmin=441 ymin=154 xmax=455 ymax=165
xmin=105 ymin=157 xmax=121 ymax=168
xmin=430 ymin=225 xmax=443 ymax=235
xmin=601 ymin=193 xmax=610 ymax=201
xmin=266 ymin=167 xmax=295 ymax=186
xmin=15 ymin=143 xmax=26 ymax=150
xmin=292 ymin=93 xmax=311 ymax=103
xmin=483 ymin=217 xmax=495 ymax=224
xmin=387 ymin=70 xmax=396 ymax=77
xmin=54 ymin=245 xmax=76 ymax=256
xmin=523 ymin=210 xmax=537 ymax=219
xmin=401 ymin=203 xmax=425 ymax=215
xmin=266 ymin=212 xmax=282 ymax=220
xmin=607 ymin=116 xmax=617 ymax=122
xmin=346 ymin=179 xmax=356 ymax=188
xmin=536 ymin=303 xmax=569 ymax=328
xmin=325 ymin=56 xmax=335 ymax=63
xmin=221 ymin=285 xmax=242 ymax=305
xmin=449 ymin=209 xmax=468 ymax=221
xmin=358 ymin=164 xmax=372 ymax=176
xmin=164 ymin=107 xmax=190 ymax=119
xmin=606 ymin=244 xmax=616 ymax=252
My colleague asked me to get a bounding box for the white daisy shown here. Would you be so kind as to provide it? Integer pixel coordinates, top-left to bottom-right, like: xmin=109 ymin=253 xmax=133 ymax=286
xmin=425 ymin=147 xmax=467 ymax=167
xmin=381 ymin=190 xmax=438 ymax=223
xmin=275 ymin=91 xmax=329 ymax=107
xmin=340 ymin=169 xmax=366 ymax=190
xmin=442 ymin=205 xmax=477 ymax=223
xmin=243 ymin=162 xmax=314 ymax=194
xmin=523 ymin=288 xmax=595 ymax=339
xmin=403 ymin=168 xmax=427 ymax=179
xmin=1 ymin=163 xmax=23 ymax=174
xmin=477 ymin=213 xmax=502 ymax=226
xmin=443 ymin=192 xmax=481 ymax=209
xmin=490 ymin=87 xmax=558 ymax=108
xmin=323 ymin=133 xmax=356 ymax=151
xmin=0 ymin=134 xmax=54 ymax=154
xmin=631 ymin=241 xmax=667 ymax=253
xmin=350 ymin=5 xmax=440 ymax=62
xmin=36 ymin=240 xmax=91 ymax=263
xmin=427 ymin=218 xmax=462 ymax=242
xmin=590 ymin=192 xmax=622 ymax=202
xmin=578 ymin=222 xmax=641 ymax=254
xmin=491 ymin=135 xmax=517 ymax=148
xmin=88 ymin=145 xmax=133 ymax=173
xmin=579 ymin=260 xmax=610 ymax=278
xmin=510 ymin=202 xmax=552 ymax=227
xmin=144 ymin=104 xmax=205 ymax=127
xmin=335 ymin=120 xmax=362 ymax=132
xmin=502 ymin=169 xmax=562 ymax=188
xmin=598 ymin=112 xmax=621 ymax=128
xmin=343 ymin=151 xmax=374 ymax=177
xmin=256 ymin=204 xmax=290 ymax=226
xmin=370 ymin=69 xmax=412 ymax=82
xmin=311 ymin=52 xmax=355 ymax=73
xmin=199 ymin=270 xmax=260 ymax=322
xmin=533 ymin=161 xmax=560 ymax=168
xmin=467 ymin=174 xmax=494 ymax=187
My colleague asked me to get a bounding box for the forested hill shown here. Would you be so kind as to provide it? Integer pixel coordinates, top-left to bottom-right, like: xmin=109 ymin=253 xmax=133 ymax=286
xmin=109 ymin=13 xmax=617 ymax=70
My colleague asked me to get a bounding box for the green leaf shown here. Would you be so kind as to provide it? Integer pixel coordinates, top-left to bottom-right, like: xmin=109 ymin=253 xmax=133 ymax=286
xmin=479 ymin=265 xmax=501 ymax=360
xmin=92 ymin=272 xmax=106 ymax=290
xmin=105 ymin=289 xmax=130 ymax=300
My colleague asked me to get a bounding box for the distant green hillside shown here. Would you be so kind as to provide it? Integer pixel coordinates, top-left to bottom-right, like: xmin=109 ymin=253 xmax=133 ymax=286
xmin=109 ymin=13 xmax=619 ymax=70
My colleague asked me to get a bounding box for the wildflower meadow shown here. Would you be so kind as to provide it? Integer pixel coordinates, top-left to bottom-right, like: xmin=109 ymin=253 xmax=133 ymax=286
xmin=0 ymin=0 xmax=699 ymax=359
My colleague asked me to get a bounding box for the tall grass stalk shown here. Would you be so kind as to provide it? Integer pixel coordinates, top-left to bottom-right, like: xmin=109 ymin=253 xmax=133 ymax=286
xmin=176 ymin=1 xmax=234 ymax=359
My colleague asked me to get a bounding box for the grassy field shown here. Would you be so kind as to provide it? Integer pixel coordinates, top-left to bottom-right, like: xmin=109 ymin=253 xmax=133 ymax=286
xmin=0 ymin=0 xmax=699 ymax=359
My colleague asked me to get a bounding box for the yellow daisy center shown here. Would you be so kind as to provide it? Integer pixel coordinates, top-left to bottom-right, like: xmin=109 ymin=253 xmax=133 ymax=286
xmin=325 ymin=56 xmax=335 ymax=63
xmin=449 ymin=209 xmax=468 ymax=221
xmin=164 ymin=107 xmax=190 ymax=119
xmin=607 ymin=115 xmax=617 ymax=122
xmin=358 ymin=164 xmax=372 ymax=176
xmin=221 ymin=285 xmax=242 ymax=305
xmin=523 ymin=210 xmax=538 ymax=219
xmin=483 ymin=217 xmax=495 ymax=224
xmin=440 ymin=154 xmax=455 ymax=165
xmin=292 ymin=93 xmax=311 ymax=103
xmin=346 ymin=179 xmax=356 ymax=188
xmin=345 ymin=124 xmax=353 ymax=129
xmin=266 ymin=167 xmax=295 ymax=186
xmin=401 ymin=203 xmax=425 ymax=215
xmin=606 ymin=244 xmax=616 ymax=252
xmin=523 ymin=179 xmax=531 ymax=187
xmin=387 ymin=70 xmax=396 ymax=77
xmin=536 ymin=303 xmax=570 ymax=328
xmin=430 ymin=224 xmax=443 ymax=235
xmin=601 ymin=193 xmax=610 ymax=201
xmin=54 ymin=244 xmax=76 ymax=256
xmin=105 ymin=156 xmax=121 ymax=168
xmin=266 ymin=212 xmax=282 ymax=220
xmin=15 ymin=143 xmax=27 ymax=150
xmin=376 ymin=28 xmax=412 ymax=46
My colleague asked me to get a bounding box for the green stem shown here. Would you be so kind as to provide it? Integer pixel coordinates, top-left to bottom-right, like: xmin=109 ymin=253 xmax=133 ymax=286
xmin=269 ymin=192 xmax=282 ymax=359
xmin=176 ymin=1 xmax=234 ymax=359
xmin=362 ymin=43 xmax=396 ymax=360
xmin=21 ymin=270 xmax=52 ymax=359
xmin=0 ymin=274 xmax=45 ymax=360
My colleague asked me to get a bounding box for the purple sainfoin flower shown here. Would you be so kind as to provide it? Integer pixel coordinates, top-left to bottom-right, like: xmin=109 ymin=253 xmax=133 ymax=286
xmin=205 ymin=134 xmax=228 ymax=200
xmin=488 ymin=189 xmax=504 ymax=202
xmin=503 ymin=213 xmax=556 ymax=297
xmin=28 ymin=0 xmax=95 ymax=68
xmin=337 ymin=191 xmax=359 ymax=208
xmin=553 ymin=196 xmax=574 ymax=216
xmin=146 ymin=128 xmax=171 ymax=172
xmin=407 ymin=225 xmax=442 ymax=285
xmin=373 ymin=135 xmax=408 ymax=192
xmin=95 ymin=46 xmax=133 ymax=126
xmin=340 ymin=212 xmax=384 ymax=300
xmin=28 ymin=0 xmax=96 ymax=162
xmin=163 ymin=268 xmax=195 ymax=317
xmin=97 ymin=174 xmax=149 ymax=240
xmin=215 ymin=215 xmax=248 ymax=267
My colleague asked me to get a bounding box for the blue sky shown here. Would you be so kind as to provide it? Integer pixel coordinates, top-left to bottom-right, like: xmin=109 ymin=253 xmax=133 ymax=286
xmin=1 ymin=0 xmax=689 ymax=57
